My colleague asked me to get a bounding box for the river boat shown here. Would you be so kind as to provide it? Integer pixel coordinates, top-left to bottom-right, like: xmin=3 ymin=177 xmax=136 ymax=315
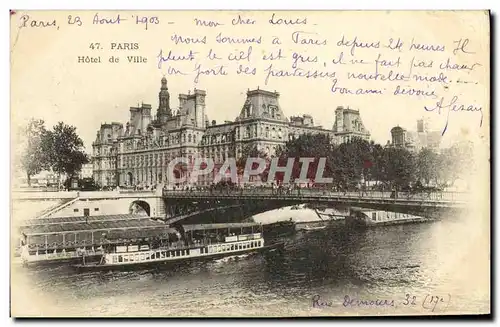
xmin=14 ymin=214 xmax=172 ymax=267
xmin=73 ymin=222 xmax=284 ymax=272
xmin=345 ymin=208 xmax=435 ymax=228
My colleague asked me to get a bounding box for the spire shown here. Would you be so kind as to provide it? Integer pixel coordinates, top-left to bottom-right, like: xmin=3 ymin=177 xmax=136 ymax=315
xmin=157 ymin=76 xmax=171 ymax=122
xmin=161 ymin=76 xmax=168 ymax=90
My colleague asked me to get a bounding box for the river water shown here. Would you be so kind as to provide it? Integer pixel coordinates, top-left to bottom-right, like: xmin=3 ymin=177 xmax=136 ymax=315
xmin=11 ymin=206 xmax=490 ymax=317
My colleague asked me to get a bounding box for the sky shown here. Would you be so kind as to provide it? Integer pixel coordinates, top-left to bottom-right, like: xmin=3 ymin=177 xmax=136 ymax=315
xmin=10 ymin=11 xmax=489 ymax=155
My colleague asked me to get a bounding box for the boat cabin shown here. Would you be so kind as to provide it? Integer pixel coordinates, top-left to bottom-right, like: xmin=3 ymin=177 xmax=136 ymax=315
xmin=103 ymin=227 xmax=179 ymax=252
xmin=182 ymin=222 xmax=263 ymax=247
xmin=99 ymin=222 xmax=266 ymax=266
xmin=15 ymin=214 xmax=172 ymax=256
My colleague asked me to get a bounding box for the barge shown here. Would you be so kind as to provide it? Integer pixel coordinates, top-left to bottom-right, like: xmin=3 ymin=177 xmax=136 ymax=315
xmin=74 ymin=222 xmax=284 ymax=271
xmin=345 ymin=207 xmax=435 ymax=228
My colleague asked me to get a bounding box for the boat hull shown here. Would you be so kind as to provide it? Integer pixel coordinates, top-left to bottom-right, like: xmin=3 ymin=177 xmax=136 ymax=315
xmin=13 ymin=254 xmax=102 ymax=268
xmin=346 ymin=216 xmax=436 ymax=229
xmin=73 ymin=242 xmax=285 ymax=272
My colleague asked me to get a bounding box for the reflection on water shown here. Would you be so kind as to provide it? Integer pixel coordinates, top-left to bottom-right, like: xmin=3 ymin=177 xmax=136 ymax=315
xmin=11 ymin=210 xmax=489 ymax=317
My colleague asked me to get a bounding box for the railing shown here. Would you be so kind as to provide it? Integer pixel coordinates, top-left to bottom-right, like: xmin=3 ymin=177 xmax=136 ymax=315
xmin=13 ymin=189 xmax=161 ymax=200
xmin=13 ymin=187 xmax=470 ymax=204
xmin=37 ymin=197 xmax=80 ymax=219
xmin=21 ymin=248 xmax=104 ymax=262
xmin=162 ymin=188 xmax=469 ymax=203
xmin=12 ymin=191 xmax=78 ymax=200
xmin=119 ymin=189 xmax=157 ymax=194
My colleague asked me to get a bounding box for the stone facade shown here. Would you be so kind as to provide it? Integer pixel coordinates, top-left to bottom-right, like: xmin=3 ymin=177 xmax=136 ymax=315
xmin=79 ymin=163 xmax=94 ymax=179
xmin=332 ymin=106 xmax=371 ymax=143
xmin=92 ymin=78 xmax=370 ymax=187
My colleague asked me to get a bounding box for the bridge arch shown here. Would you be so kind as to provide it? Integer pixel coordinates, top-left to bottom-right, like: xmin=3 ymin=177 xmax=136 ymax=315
xmin=129 ymin=200 xmax=151 ymax=216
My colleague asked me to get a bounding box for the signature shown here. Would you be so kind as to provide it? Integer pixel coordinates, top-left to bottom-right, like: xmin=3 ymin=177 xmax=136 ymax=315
xmin=343 ymin=295 xmax=395 ymax=307
xmin=312 ymin=294 xmax=451 ymax=311
xmin=311 ymin=295 xmax=395 ymax=308
xmin=424 ymin=95 xmax=483 ymax=136
xmin=311 ymin=295 xmax=333 ymax=308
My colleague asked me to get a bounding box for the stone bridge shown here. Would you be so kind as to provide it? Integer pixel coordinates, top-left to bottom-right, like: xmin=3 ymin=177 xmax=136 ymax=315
xmin=12 ymin=188 xmax=470 ymax=224
xmin=160 ymin=189 xmax=470 ymax=225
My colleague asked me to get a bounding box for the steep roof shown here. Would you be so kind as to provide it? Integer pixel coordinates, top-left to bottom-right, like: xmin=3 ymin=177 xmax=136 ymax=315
xmin=235 ymin=89 xmax=288 ymax=122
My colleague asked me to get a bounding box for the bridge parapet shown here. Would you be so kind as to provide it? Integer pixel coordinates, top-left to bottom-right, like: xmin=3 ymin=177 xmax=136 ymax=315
xmin=163 ymin=189 xmax=469 ymax=201
xmin=162 ymin=189 xmax=470 ymax=209
xmin=13 ymin=189 xmax=161 ymax=201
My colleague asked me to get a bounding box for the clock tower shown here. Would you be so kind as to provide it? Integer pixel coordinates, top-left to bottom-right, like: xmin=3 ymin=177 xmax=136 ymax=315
xmin=157 ymin=76 xmax=171 ymax=123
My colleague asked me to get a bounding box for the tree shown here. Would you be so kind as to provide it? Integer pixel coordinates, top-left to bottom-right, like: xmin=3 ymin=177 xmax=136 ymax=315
xmin=236 ymin=144 xmax=270 ymax=183
xmin=381 ymin=147 xmax=416 ymax=189
xmin=325 ymin=137 xmax=376 ymax=190
xmin=44 ymin=122 xmax=89 ymax=186
xmin=366 ymin=142 xmax=385 ymax=186
xmin=19 ymin=119 xmax=48 ymax=186
xmin=277 ymin=133 xmax=333 ymax=184
xmin=416 ymin=148 xmax=439 ymax=185
xmin=437 ymin=141 xmax=475 ymax=186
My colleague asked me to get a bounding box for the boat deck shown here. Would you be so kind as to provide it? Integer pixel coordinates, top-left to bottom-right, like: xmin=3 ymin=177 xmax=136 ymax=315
xmin=17 ymin=214 xmax=176 ymax=251
xmin=18 ymin=213 xmax=156 ymax=227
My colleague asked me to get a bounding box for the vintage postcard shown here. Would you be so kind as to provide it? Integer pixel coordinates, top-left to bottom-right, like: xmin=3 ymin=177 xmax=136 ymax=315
xmin=10 ymin=10 xmax=490 ymax=317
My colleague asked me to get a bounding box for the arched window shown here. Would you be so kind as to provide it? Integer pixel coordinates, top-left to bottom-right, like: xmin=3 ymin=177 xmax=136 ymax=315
xmin=193 ymin=134 xmax=197 ymax=143
xmin=188 ymin=134 xmax=192 ymax=143
xmin=246 ymin=126 xmax=251 ymax=138
xmin=265 ymin=127 xmax=269 ymax=138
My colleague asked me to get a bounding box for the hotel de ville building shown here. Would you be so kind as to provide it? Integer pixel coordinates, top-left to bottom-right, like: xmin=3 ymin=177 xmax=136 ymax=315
xmin=92 ymin=77 xmax=370 ymax=188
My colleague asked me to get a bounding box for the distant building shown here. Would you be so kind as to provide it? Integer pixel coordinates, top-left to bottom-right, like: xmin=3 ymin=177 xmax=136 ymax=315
xmin=92 ymin=123 xmax=121 ymax=187
xmin=15 ymin=171 xmax=62 ymax=188
xmin=332 ymin=106 xmax=371 ymax=143
xmin=79 ymin=163 xmax=94 ymax=179
xmin=92 ymin=78 xmax=371 ymax=187
xmin=390 ymin=119 xmax=442 ymax=152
